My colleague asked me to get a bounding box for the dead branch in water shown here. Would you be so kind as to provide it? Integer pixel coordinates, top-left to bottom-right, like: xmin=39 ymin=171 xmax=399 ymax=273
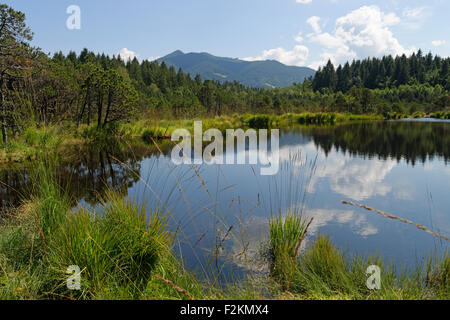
xmin=341 ymin=200 xmax=450 ymax=242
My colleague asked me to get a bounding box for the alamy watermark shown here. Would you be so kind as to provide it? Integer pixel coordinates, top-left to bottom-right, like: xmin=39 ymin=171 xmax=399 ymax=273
xmin=66 ymin=5 xmax=81 ymax=30
xmin=170 ymin=121 xmax=280 ymax=176
xmin=366 ymin=265 xmax=381 ymax=290
xmin=66 ymin=265 xmax=81 ymax=290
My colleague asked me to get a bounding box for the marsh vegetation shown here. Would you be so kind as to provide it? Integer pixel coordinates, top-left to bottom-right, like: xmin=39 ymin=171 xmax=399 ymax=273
xmin=0 ymin=4 xmax=449 ymax=300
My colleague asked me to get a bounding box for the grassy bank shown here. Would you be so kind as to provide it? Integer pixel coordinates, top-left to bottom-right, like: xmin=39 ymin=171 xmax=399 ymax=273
xmin=0 ymin=159 xmax=215 ymax=299
xmin=384 ymin=111 xmax=450 ymax=120
xmin=0 ymin=160 xmax=448 ymax=300
xmin=2 ymin=111 xmax=449 ymax=165
xmin=267 ymin=214 xmax=449 ymax=300
xmin=0 ymin=113 xmax=367 ymax=164
xmin=0 ymin=126 xmax=77 ymax=164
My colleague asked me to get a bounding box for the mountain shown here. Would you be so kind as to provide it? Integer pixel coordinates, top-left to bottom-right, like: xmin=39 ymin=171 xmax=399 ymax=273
xmin=157 ymin=50 xmax=315 ymax=88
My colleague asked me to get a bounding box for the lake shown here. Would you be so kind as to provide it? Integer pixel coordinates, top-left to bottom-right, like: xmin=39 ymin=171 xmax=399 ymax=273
xmin=1 ymin=120 xmax=449 ymax=281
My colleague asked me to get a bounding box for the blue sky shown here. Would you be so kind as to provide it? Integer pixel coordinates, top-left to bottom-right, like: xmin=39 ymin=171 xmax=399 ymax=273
xmin=4 ymin=0 xmax=449 ymax=69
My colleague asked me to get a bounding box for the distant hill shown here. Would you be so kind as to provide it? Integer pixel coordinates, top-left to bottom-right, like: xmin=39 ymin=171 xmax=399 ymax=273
xmin=157 ymin=50 xmax=315 ymax=88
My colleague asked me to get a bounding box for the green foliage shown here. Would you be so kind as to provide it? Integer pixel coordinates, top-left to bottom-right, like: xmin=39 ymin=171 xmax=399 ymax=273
xmin=269 ymin=234 xmax=450 ymax=300
xmin=430 ymin=111 xmax=450 ymax=119
xmin=436 ymin=256 xmax=450 ymax=298
xmin=383 ymin=112 xmax=410 ymax=120
xmin=291 ymin=235 xmax=356 ymax=296
xmin=80 ymin=123 xmax=126 ymax=144
xmin=0 ymin=4 xmax=35 ymax=145
xmin=23 ymin=126 xmax=62 ymax=149
xmin=1 ymin=2 xmax=450 ymax=149
xmin=0 ymin=159 xmax=191 ymax=299
xmin=412 ymin=112 xmax=426 ymax=118
xmin=268 ymin=213 xmax=308 ymax=284
xmin=32 ymin=162 xmax=70 ymax=242
xmin=2 ymin=21 xmax=450 ymax=149
xmin=297 ymin=113 xmax=337 ymax=125
xmin=141 ymin=127 xmax=167 ymax=142
xmin=245 ymin=115 xmax=271 ymax=129
xmin=46 ymin=192 xmax=170 ymax=297
xmin=313 ymin=51 xmax=450 ymax=93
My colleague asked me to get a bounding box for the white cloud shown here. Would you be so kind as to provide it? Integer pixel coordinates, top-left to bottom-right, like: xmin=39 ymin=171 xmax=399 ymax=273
xmin=294 ymin=208 xmax=379 ymax=238
xmin=323 ymin=158 xmax=396 ymax=201
xmin=307 ymin=6 xmax=414 ymax=69
xmin=294 ymin=32 xmax=304 ymax=43
xmin=401 ymin=6 xmax=432 ymax=29
xmin=403 ymin=7 xmax=427 ymax=19
xmin=118 ymin=48 xmax=139 ymax=62
xmin=241 ymin=5 xmax=415 ymax=69
xmin=306 ymin=16 xmax=322 ymax=34
xmin=275 ymin=141 xmax=397 ymax=202
xmin=296 ymin=0 xmax=312 ymax=4
xmin=290 ymin=140 xmax=396 ymax=201
xmin=242 ymin=45 xmax=309 ymax=67
xmin=147 ymin=56 xmax=160 ymax=62
xmin=432 ymin=40 xmax=446 ymax=47
xmin=311 ymin=155 xmax=396 ymax=202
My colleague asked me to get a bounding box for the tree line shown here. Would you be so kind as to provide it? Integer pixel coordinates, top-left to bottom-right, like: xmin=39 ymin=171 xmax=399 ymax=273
xmin=313 ymin=51 xmax=450 ymax=92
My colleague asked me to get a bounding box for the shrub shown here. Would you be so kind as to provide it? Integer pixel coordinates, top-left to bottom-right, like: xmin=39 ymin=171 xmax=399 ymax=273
xmin=246 ymin=115 xmax=271 ymax=129
xmin=142 ymin=127 xmax=165 ymax=143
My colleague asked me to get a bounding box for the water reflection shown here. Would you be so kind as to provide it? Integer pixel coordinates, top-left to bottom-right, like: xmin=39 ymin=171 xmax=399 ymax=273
xmin=0 ymin=142 xmax=162 ymax=208
xmin=227 ymin=208 xmax=379 ymax=273
xmin=300 ymin=121 xmax=450 ymax=165
xmin=0 ymin=121 xmax=449 ymax=277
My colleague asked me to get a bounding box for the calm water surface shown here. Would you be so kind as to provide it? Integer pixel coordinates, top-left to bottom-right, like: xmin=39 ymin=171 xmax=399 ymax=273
xmin=1 ymin=120 xmax=449 ymax=279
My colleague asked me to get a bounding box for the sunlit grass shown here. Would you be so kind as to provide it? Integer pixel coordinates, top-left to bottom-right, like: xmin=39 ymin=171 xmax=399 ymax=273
xmin=0 ymin=158 xmax=214 ymax=300
xmin=1 ymin=118 xmax=449 ymax=300
xmin=268 ymin=212 xmax=308 ymax=285
xmin=267 ymin=233 xmax=450 ymax=300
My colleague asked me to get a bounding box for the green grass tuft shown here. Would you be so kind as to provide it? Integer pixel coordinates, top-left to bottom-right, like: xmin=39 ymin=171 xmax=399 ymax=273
xmin=268 ymin=212 xmax=308 ymax=286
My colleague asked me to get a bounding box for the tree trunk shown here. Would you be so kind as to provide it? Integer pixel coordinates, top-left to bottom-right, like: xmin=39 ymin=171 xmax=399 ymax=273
xmin=87 ymin=100 xmax=91 ymax=126
xmin=0 ymin=79 xmax=7 ymax=145
xmin=1 ymin=104 xmax=7 ymax=145
xmin=97 ymin=92 xmax=103 ymax=129
xmin=77 ymin=87 xmax=90 ymax=127
xmin=103 ymin=88 xmax=112 ymax=128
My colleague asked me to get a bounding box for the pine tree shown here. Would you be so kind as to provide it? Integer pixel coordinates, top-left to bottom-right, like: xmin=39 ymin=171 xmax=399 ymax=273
xmin=0 ymin=4 xmax=33 ymax=144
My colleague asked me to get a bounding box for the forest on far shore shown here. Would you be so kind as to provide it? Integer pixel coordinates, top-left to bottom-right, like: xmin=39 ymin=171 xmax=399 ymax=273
xmin=1 ymin=4 xmax=450 ymax=145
